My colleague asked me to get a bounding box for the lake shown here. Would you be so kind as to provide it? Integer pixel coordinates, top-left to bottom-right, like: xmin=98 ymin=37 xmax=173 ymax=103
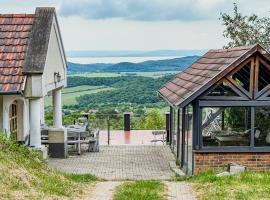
xmin=67 ymin=56 xmax=180 ymax=64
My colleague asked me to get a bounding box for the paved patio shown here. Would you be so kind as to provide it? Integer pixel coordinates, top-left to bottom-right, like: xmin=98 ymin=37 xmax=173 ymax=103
xmin=48 ymin=145 xmax=176 ymax=180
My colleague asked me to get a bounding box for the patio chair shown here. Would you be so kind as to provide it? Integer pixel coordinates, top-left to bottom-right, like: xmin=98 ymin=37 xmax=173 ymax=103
xmin=151 ymin=130 xmax=166 ymax=145
xmin=41 ymin=124 xmax=49 ymax=145
xmin=88 ymin=129 xmax=99 ymax=152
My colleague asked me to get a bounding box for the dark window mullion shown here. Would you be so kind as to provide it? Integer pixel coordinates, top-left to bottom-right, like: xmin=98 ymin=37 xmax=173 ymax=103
xmin=250 ymin=107 xmax=255 ymax=147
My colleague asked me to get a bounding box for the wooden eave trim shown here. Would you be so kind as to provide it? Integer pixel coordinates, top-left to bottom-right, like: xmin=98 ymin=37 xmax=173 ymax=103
xmin=157 ymin=90 xmax=179 ymax=109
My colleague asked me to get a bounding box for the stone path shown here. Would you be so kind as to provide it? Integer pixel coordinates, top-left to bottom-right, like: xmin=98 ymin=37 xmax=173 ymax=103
xmin=49 ymin=145 xmax=175 ymax=180
xmin=165 ymin=182 xmax=197 ymax=200
xmin=87 ymin=181 xmax=121 ymax=200
xmin=86 ymin=181 xmax=196 ymax=200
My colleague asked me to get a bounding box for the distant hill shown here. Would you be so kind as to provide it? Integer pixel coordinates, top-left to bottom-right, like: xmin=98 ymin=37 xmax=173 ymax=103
xmin=67 ymin=55 xmax=200 ymax=73
xmin=67 ymin=49 xmax=206 ymax=57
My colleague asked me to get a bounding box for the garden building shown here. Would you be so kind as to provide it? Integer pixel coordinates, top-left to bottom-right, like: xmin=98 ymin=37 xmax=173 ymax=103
xmin=159 ymin=44 xmax=270 ymax=174
xmin=0 ymin=7 xmax=67 ymax=149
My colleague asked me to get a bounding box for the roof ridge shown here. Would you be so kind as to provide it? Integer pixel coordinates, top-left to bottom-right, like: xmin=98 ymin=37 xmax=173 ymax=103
xmin=209 ymin=44 xmax=257 ymax=53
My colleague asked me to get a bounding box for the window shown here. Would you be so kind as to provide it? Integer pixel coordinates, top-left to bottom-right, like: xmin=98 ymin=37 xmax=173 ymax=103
xmin=206 ymin=82 xmax=239 ymax=97
xmin=231 ymin=62 xmax=251 ymax=92
xmin=258 ymin=61 xmax=270 ymax=91
xmin=9 ymin=101 xmax=17 ymax=140
xmin=254 ymin=107 xmax=270 ymax=146
xmin=202 ymin=107 xmax=250 ymax=147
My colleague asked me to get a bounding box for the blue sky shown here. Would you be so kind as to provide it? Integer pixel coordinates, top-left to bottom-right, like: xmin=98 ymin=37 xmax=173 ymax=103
xmin=1 ymin=0 xmax=270 ymax=51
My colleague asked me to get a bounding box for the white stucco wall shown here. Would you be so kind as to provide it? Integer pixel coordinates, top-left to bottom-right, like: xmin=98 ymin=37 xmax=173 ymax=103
xmin=42 ymin=16 xmax=67 ymax=95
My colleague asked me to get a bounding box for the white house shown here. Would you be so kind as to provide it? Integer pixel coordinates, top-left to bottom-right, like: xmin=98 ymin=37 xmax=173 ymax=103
xmin=0 ymin=7 xmax=67 ymax=148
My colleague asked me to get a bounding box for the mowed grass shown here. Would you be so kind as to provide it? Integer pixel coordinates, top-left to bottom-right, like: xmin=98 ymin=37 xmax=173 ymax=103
xmin=189 ymin=170 xmax=270 ymax=200
xmin=113 ymin=181 xmax=166 ymax=200
xmin=45 ymin=85 xmax=114 ymax=106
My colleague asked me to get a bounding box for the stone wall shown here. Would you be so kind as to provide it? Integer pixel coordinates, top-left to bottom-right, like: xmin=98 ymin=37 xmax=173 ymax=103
xmin=194 ymin=152 xmax=270 ymax=174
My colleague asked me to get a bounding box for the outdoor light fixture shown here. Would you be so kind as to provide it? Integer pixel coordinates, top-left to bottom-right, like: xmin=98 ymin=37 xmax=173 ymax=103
xmin=54 ymin=72 xmax=61 ymax=83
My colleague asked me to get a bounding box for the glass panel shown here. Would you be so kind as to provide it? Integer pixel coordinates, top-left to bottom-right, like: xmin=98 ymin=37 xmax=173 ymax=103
xmin=258 ymin=62 xmax=270 ymax=91
xmin=206 ymin=82 xmax=239 ymax=97
xmin=255 ymin=107 xmax=270 ymax=146
xmin=232 ymin=62 xmax=251 ymax=92
xmin=202 ymin=107 xmax=250 ymax=146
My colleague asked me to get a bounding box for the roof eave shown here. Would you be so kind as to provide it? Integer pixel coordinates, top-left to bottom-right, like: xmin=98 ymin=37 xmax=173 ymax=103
xmin=0 ymin=91 xmax=23 ymax=95
xmin=176 ymin=44 xmax=261 ymax=108
xmin=157 ymin=90 xmax=180 ymax=109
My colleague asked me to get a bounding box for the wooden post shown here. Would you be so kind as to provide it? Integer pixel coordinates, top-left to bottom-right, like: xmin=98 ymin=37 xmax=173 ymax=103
xmin=181 ymin=106 xmax=186 ymax=168
xmin=107 ymin=116 xmax=110 ymax=145
xmin=221 ymin=111 xmax=225 ymax=130
xmin=169 ymin=107 xmax=173 ymax=145
xmin=176 ymin=109 xmax=180 ymax=160
xmin=165 ymin=112 xmax=170 ymax=143
xmin=124 ymin=112 xmax=131 ymax=131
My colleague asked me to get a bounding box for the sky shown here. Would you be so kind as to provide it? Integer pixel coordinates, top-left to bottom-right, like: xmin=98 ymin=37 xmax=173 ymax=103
xmin=1 ymin=0 xmax=270 ymax=51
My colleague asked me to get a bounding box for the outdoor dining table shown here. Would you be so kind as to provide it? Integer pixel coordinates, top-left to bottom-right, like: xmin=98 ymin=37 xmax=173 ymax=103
xmin=66 ymin=124 xmax=87 ymax=155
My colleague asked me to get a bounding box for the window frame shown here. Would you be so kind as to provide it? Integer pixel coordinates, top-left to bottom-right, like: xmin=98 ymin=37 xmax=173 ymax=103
xmin=196 ymin=100 xmax=270 ymax=152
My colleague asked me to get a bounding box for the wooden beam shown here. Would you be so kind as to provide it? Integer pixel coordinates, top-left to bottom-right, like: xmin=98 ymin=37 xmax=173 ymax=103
xmin=199 ymin=100 xmax=270 ymax=107
xmin=250 ymin=107 xmax=255 ymax=147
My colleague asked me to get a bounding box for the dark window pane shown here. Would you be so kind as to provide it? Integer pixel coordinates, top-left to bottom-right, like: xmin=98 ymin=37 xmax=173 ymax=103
xmin=258 ymin=62 xmax=270 ymax=91
xmin=254 ymin=107 xmax=270 ymax=146
xmin=232 ymin=62 xmax=251 ymax=92
xmin=206 ymin=82 xmax=239 ymax=97
xmin=202 ymin=107 xmax=250 ymax=147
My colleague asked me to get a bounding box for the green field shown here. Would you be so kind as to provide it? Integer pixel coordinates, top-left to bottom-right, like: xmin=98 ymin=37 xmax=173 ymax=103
xmin=121 ymin=71 xmax=178 ymax=78
xmin=45 ymin=85 xmax=114 ymax=107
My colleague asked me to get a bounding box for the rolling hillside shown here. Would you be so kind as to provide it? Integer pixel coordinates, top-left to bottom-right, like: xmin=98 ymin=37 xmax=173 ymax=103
xmin=67 ymin=56 xmax=200 ymax=73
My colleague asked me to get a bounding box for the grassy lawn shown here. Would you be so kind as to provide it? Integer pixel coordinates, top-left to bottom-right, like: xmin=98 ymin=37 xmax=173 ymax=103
xmin=189 ymin=170 xmax=270 ymax=200
xmin=0 ymin=135 xmax=97 ymax=199
xmin=113 ymin=181 xmax=166 ymax=200
xmin=45 ymin=85 xmax=114 ymax=106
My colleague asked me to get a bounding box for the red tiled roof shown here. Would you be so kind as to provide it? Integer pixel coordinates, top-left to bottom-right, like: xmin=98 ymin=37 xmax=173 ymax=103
xmin=0 ymin=14 xmax=34 ymax=93
xmin=158 ymin=44 xmax=264 ymax=107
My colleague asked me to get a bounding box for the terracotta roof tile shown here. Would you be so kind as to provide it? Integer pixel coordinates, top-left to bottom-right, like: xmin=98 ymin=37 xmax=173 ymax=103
xmin=158 ymin=44 xmax=262 ymax=107
xmin=0 ymin=14 xmax=34 ymax=93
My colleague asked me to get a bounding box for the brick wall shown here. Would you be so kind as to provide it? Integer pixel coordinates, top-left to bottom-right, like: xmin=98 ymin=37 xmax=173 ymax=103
xmin=194 ymin=152 xmax=270 ymax=174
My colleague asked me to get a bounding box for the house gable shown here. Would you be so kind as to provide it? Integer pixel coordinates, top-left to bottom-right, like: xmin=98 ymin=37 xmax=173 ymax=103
xmin=158 ymin=44 xmax=270 ymax=107
xmin=22 ymin=7 xmax=67 ymax=97
xmin=42 ymin=14 xmax=67 ymax=94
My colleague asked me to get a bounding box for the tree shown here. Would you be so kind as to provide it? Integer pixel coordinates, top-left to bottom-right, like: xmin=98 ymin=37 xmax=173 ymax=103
xmin=220 ymin=3 xmax=270 ymax=49
xmin=144 ymin=109 xmax=165 ymax=130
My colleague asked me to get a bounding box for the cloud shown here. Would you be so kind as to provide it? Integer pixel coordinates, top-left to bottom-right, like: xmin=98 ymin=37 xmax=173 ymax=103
xmin=59 ymin=0 xmax=233 ymax=21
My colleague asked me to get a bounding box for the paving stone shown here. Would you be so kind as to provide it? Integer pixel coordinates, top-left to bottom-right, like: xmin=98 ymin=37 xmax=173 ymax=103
xmin=87 ymin=181 xmax=121 ymax=200
xmin=48 ymin=145 xmax=176 ymax=180
xmin=165 ymin=182 xmax=197 ymax=200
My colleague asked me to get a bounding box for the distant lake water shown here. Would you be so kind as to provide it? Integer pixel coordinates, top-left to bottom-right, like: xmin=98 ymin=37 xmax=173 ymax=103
xmin=67 ymin=56 xmax=180 ymax=64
